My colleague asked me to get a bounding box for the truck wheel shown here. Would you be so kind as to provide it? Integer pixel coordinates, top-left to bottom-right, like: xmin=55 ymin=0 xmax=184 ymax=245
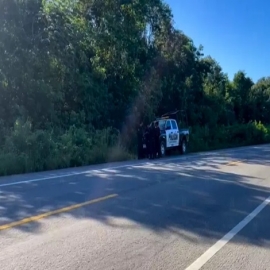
xmin=180 ymin=140 xmax=187 ymax=154
xmin=160 ymin=141 xmax=166 ymax=157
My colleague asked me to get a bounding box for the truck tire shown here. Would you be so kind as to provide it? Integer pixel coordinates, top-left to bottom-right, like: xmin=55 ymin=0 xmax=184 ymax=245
xmin=160 ymin=141 xmax=166 ymax=157
xmin=180 ymin=139 xmax=187 ymax=154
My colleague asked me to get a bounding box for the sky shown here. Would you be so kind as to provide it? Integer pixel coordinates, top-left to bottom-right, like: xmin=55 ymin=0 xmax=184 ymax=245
xmin=165 ymin=0 xmax=270 ymax=82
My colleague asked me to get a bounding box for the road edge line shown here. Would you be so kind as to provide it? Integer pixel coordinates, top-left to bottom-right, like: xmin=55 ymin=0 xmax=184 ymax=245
xmin=185 ymin=196 xmax=270 ymax=270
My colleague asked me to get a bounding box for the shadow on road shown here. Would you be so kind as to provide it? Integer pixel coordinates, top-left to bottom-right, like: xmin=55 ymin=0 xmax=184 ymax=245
xmin=1 ymin=145 xmax=270 ymax=248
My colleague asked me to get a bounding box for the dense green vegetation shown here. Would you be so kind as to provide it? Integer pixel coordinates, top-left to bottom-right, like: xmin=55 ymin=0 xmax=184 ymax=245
xmin=0 ymin=0 xmax=270 ymax=175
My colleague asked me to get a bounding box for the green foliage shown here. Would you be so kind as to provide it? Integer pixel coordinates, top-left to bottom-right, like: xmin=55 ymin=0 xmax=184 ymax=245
xmin=0 ymin=0 xmax=270 ymax=176
xmin=0 ymin=120 xmax=133 ymax=175
xmin=189 ymin=121 xmax=270 ymax=153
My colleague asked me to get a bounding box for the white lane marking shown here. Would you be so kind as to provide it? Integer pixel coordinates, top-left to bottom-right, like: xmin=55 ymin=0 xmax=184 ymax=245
xmin=0 ymin=164 xmax=132 ymax=188
xmin=0 ymin=156 xmax=188 ymax=187
xmin=185 ymin=196 xmax=270 ymax=270
xmin=0 ymin=143 xmax=266 ymax=188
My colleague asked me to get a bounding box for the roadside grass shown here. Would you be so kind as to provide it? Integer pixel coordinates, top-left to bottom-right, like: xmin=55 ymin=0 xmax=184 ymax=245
xmin=0 ymin=121 xmax=269 ymax=176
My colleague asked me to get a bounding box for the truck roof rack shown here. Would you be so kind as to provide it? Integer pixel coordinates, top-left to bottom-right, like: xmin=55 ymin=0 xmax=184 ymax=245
xmin=155 ymin=109 xmax=186 ymax=122
xmin=155 ymin=116 xmax=169 ymax=120
xmin=161 ymin=110 xmax=180 ymax=118
xmin=160 ymin=109 xmax=180 ymax=121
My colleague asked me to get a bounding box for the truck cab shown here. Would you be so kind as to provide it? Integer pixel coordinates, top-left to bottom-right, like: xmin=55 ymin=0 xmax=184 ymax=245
xmin=154 ymin=111 xmax=189 ymax=157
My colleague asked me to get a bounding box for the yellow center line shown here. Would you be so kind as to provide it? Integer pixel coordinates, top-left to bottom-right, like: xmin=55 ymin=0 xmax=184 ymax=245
xmin=0 ymin=194 xmax=118 ymax=231
xmin=0 ymin=158 xmax=246 ymax=231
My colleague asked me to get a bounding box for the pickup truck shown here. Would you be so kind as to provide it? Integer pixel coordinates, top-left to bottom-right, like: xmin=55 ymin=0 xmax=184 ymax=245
xmin=154 ymin=116 xmax=189 ymax=157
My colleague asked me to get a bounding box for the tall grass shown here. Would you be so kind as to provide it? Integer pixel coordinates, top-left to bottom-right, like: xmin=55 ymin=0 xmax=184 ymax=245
xmin=0 ymin=120 xmax=269 ymax=176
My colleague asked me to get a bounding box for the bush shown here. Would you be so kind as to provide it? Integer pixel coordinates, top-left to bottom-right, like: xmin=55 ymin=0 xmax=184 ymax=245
xmin=189 ymin=121 xmax=270 ymax=153
xmin=0 ymin=119 xmax=269 ymax=176
xmin=0 ymin=120 xmax=134 ymax=176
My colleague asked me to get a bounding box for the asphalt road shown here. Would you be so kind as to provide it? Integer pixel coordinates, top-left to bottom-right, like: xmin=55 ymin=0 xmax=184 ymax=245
xmin=1 ymin=145 xmax=270 ymax=270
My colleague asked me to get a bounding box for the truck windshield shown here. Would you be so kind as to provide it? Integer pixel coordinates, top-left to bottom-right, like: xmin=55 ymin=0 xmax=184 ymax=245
xmin=158 ymin=120 xmax=166 ymax=130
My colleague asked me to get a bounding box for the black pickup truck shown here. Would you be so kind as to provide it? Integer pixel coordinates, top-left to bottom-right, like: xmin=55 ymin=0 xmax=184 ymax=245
xmin=154 ymin=111 xmax=190 ymax=157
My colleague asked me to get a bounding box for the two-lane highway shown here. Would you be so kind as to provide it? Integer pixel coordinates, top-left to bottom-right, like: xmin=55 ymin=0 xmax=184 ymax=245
xmin=1 ymin=145 xmax=270 ymax=270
